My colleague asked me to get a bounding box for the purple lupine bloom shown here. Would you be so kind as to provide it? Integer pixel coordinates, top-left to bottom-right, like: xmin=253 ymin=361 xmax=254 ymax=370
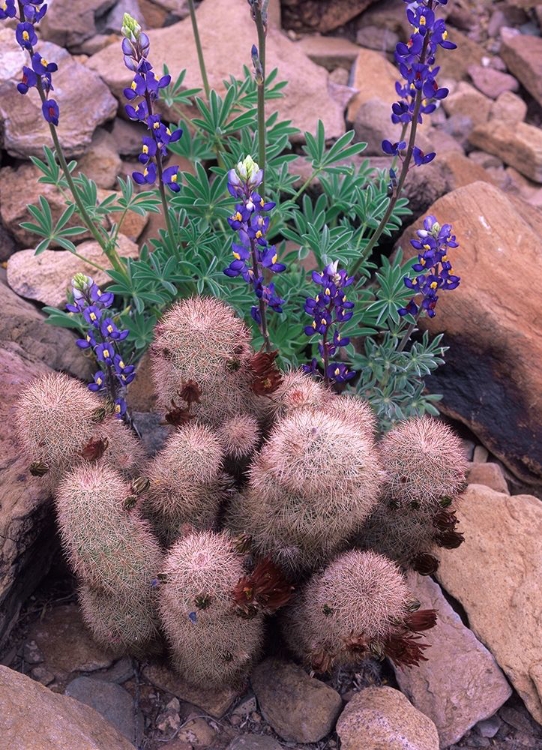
xmin=114 ymin=398 xmax=127 ymax=417
xmin=88 ymin=370 xmax=107 ymax=392
xmin=23 ymin=2 xmax=47 ymax=22
xmin=0 ymin=0 xmax=17 ymax=19
xmin=399 ymin=215 xmax=460 ymax=319
xmin=42 ymin=99 xmax=59 ymax=125
xmin=17 ymin=65 xmax=37 ymax=94
xmin=303 ymin=261 xmax=356 ymax=385
xmin=162 ymin=165 xmax=181 ymax=192
xmin=16 ymin=21 xmax=37 ymax=49
xmin=96 ymin=342 xmax=115 ymax=366
xmin=31 ymin=51 xmax=57 ymax=75
xmin=412 ymin=146 xmax=435 ymax=166
xmin=100 ymin=317 xmax=129 ymax=341
xmin=76 ymin=331 xmax=97 ymax=349
xmin=133 ymin=162 xmax=157 ymax=185
xmin=125 ymin=100 xmax=149 ymax=122
xmin=83 ymin=305 xmax=102 ymax=327
xmin=382 ymin=139 xmax=406 ymax=156
xmin=138 ymin=136 xmax=157 ymax=164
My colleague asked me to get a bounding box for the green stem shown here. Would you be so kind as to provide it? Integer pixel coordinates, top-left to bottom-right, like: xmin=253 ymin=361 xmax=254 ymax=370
xmin=397 ymin=312 xmax=422 ymax=353
xmin=253 ymin=2 xmax=267 ymax=194
xmin=187 ymin=0 xmax=210 ymax=99
xmin=69 ymin=250 xmax=107 ymax=272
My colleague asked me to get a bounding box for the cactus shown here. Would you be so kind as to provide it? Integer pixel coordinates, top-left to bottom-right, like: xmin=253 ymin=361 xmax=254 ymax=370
xmin=267 ymin=369 xmax=327 ymax=419
xmin=151 ymin=297 xmax=266 ymax=428
xmin=16 ymin=372 xmax=144 ymax=489
xmin=228 ymin=403 xmax=383 ymax=575
xmin=158 ymin=531 xmax=264 ymax=688
xmin=144 ymin=423 xmax=230 ymax=547
xmin=281 ymin=550 xmax=437 ymax=672
xmin=216 ymin=415 xmax=260 ymax=460
xmin=379 ymin=417 xmax=468 ymax=510
xmin=55 ymin=464 xmax=162 ymax=653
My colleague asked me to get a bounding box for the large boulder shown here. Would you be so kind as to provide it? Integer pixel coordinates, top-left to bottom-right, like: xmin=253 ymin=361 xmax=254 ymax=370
xmin=40 ymin=0 xmax=117 ymax=50
xmin=0 ymin=33 xmax=117 ymax=158
xmin=281 ymin=0 xmax=379 ymax=32
xmin=437 ymin=485 xmax=542 ymax=723
xmin=86 ymin=0 xmax=346 ymax=141
xmin=394 ymin=573 xmax=512 ymax=746
xmin=396 ymin=181 xmax=542 ymax=484
xmin=0 ymin=666 xmax=135 ymax=749
xmin=500 ymin=27 xmax=542 ymax=109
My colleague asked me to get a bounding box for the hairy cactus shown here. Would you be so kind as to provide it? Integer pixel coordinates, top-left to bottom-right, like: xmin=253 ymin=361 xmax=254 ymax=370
xmin=216 ymin=415 xmax=260 ymax=460
xmin=228 ymin=405 xmax=383 ymax=575
xmin=151 ymin=297 xmax=266 ymax=428
xmin=158 ymin=531 xmax=264 ymax=688
xmin=16 ymin=372 xmax=144 ymax=488
xmin=55 ymin=464 xmax=162 ymax=653
xmin=267 ymin=369 xmax=327 ymax=419
xmin=379 ymin=417 xmax=468 ymax=510
xmin=144 ymin=423 xmax=230 ymax=546
xmin=281 ymin=550 xmax=437 ymax=672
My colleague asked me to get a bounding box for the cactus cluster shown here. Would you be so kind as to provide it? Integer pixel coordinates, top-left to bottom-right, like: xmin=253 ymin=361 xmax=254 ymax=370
xmin=16 ymin=296 xmax=468 ymax=687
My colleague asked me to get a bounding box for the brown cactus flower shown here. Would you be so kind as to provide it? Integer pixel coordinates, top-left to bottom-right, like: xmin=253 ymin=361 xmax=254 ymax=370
xmin=179 ymin=379 xmax=202 ymax=405
xmin=404 ymin=608 xmax=438 ymax=632
xmin=79 ymin=437 xmax=109 ymax=462
xmin=436 ymin=529 xmax=465 ymax=549
xmin=410 ymin=553 xmax=439 ymax=576
xmin=232 ymin=557 xmax=294 ymax=617
xmin=249 ymin=350 xmax=283 ymax=395
xmin=383 ymin=631 xmax=431 ymax=668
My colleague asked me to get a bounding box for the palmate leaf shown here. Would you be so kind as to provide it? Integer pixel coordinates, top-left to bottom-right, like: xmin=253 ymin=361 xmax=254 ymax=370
xmin=21 ymin=200 xmax=87 ymax=255
xmin=302 ymin=121 xmax=367 ymax=174
xmin=160 ymin=65 xmax=201 ymax=107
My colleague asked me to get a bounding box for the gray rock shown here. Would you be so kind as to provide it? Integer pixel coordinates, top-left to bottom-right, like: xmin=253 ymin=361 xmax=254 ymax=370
xmin=227 ymin=736 xmax=282 ymax=750
xmin=337 ymin=687 xmax=439 ymax=750
xmin=251 ymin=658 xmax=342 ymax=743
xmin=394 ymin=573 xmax=512 ymax=747
xmin=41 ymin=0 xmax=117 ymax=49
xmin=93 ymin=657 xmax=135 ymax=685
xmin=467 ymin=64 xmax=519 ymax=99
xmin=65 ymin=676 xmax=141 ymax=743
xmin=475 ymin=715 xmax=502 ymax=738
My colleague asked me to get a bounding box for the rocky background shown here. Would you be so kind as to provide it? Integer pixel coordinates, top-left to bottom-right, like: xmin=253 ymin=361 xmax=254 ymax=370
xmin=1 ymin=0 xmax=542 ymax=748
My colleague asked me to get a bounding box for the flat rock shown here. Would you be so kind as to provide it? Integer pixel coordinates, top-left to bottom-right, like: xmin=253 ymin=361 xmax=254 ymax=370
xmin=75 ymin=128 xmax=122 ymax=189
xmin=295 ymin=34 xmax=361 ymax=71
xmin=466 ymin=463 xmax=509 ymax=494
xmin=0 ymin=345 xmax=56 ymax=650
xmin=227 ymin=737 xmax=282 ymax=750
xmin=28 ymin=604 xmax=116 ymax=679
xmin=490 ymin=90 xmax=527 ymax=126
xmin=65 ymin=676 xmax=141 ymax=743
xmin=437 ymin=485 xmax=542 ymax=723
xmin=41 ymin=0 xmax=117 ymax=50
xmin=251 ymin=658 xmax=342 ymax=743
xmin=394 ymin=573 xmax=512 ymax=747
xmin=469 ymin=121 xmax=542 ymax=183
xmin=7 ymin=235 xmax=139 ymax=308
xmin=500 ymin=29 xmax=542 ymax=108
xmin=437 ymin=28 xmax=485 ymax=82
xmin=0 ymin=665 xmax=135 ymax=749
xmin=467 ymin=64 xmax=519 ymax=99
xmin=336 ymin=686 xmax=439 ymax=750
xmin=438 ymin=151 xmax=495 ymax=191
xmin=347 ymin=48 xmax=398 ymax=122
xmin=143 ymin=661 xmax=239 ymax=718
xmin=396 ymin=181 xmax=542 ymax=484
xmin=281 ymin=0 xmax=378 ymax=32
xmin=0 ymin=37 xmax=117 ymax=158
xmin=443 ymin=82 xmax=492 ymax=128
xmin=87 ymin=0 xmax=345 ymax=141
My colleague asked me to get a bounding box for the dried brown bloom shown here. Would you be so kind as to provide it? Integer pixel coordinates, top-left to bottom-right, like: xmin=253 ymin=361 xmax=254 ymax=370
xmin=29 ymin=461 xmax=49 ymax=477
xmin=179 ymin=380 xmax=202 ymax=405
xmin=79 ymin=437 xmax=109 ymax=462
xmin=164 ymin=399 xmax=194 ymax=428
xmin=410 ymin=553 xmax=439 ymax=576
xmin=404 ymin=608 xmax=438 ymax=633
xmin=131 ymin=476 xmax=150 ymax=495
xmin=433 ymin=508 xmax=458 ymax=532
xmin=232 ymin=557 xmax=294 ymax=617
xmin=383 ymin=631 xmax=431 ymax=668
xmin=249 ymin=350 xmax=283 ymax=395
xmin=308 ymin=647 xmax=334 ymax=674
xmin=436 ymin=529 xmax=465 ymax=549
xmin=342 ymin=632 xmax=370 ymax=658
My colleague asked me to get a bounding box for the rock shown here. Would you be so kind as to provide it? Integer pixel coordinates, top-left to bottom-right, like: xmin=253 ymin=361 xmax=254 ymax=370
xmin=439 ymin=151 xmax=495 ymax=191
xmin=7 ymin=235 xmax=139 ymax=308
xmin=0 ymin=665 xmax=136 ymax=749
xmin=500 ymin=29 xmax=542 ymax=108
xmin=475 ymin=715 xmax=502 ymax=738
xmin=78 ymin=34 xmax=119 ymax=56
xmin=296 ymin=34 xmax=360 ymax=71
xmin=426 ymin=128 xmax=464 ymax=156
xmin=31 ymin=666 xmax=56 ymax=686
xmin=75 ymin=128 xmax=122 ymax=189
xmin=155 ymin=697 xmax=181 ymax=734
xmin=0 ymin=222 xmax=17 ymax=262
xmin=346 ymin=48 xmax=398 ymax=122
xmin=442 ymin=82 xmax=492 ymax=127
xmin=137 ymin=0 xmax=190 ymax=29
xmin=110 ymin=117 xmax=146 ymax=157
xmin=176 ymin=715 xmax=217 ymax=747
xmin=397 ymin=181 xmax=542 ymax=483
xmin=251 ymin=658 xmax=342 ymax=743
xmin=40 ymin=0 xmax=117 ymax=50
xmin=87 ymin=0 xmax=346 ymax=141
xmin=467 ymin=64 xmax=519 ymax=99
xmin=437 ymin=485 xmax=542 ymax=722
xmin=0 ymin=38 xmax=117 ymax=159
xmin=355 ymin=25 xmax=399 ymax=54
xmin=490 ymin=90 xmax=527 ymax=126
xmin=468 ymin=151 xmax=503 ymax=169
xmin=93 ymin=657 xmax=135 ymax=684
xmin=473 ymin=445 xmax=489 ymax=463
xmin=466 ymin=463 xmax=509 ymax=494
xmin=0 ymin=346 xmax=56 ymax=650
xmin=354 ymin=98 xmax=433 ymax=157
xmin=441 ymin=114 xmax=474 ymax=149
xmin=65 ymin=676 xmax=141 ymax=743
xmin=437 ymin=28 xmax=485 ymax=82
xmin=394 ymin=573 xmax=512 ymax=747
xmin=336 ymin=686 xmax=439 ymax=750
xmin=281 ymin=0 xmax=378 ymax=33
xmin=469 ymin=121 xmax=542 ymax=183
xmin=28 ymin=604 xmax=116 ymax=680
xmin=0 ymin=274 xmax=91 ymax=379
xmin=227 ymin=737 xmax=282 ymax=750
xmin=143 ymin=662 xmax=239 ymax=717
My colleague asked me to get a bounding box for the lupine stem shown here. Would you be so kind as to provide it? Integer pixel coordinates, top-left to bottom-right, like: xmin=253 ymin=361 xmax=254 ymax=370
xmin=250 ymin=238 xmax=272 ymax=352
xmin=397 ymin=312 xmax=422 ymax=353
xmin=143 ymin=91 xmax=176 ymax=244
xmin=187 ymin=0 xmax=210 ymax=99
xmin=252 ymin=2 xmax=267 ymax=195
xmin=350 ymin=32 xmax=431 ymax=279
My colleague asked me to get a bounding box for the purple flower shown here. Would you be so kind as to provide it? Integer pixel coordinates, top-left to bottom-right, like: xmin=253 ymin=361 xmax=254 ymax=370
xmin=42 ymin=99 xmax=59 ymax=125
xmin=326 ymin=362 xmax=356 ymax=383
xmin=83 ymin=305 xmax=102 ymax=327
xmin=114 ymin=398 xmax=127 ymax=417
xmin=382 ymin=139 xmax=406 ymax=156
xmin=17 ymin=65 xmax=37 ymax=94
xmin=16 ymin=22 xmax=38 ymax=49
xmin=88 ymin=370 xmax=106 ymax=392
xmin=23 ymin=2 xmax=47 ymax=22
xmin=100 ymin=317 xmax=128 ymax=341
xmin=31 ymin=51 xmax=57 ymax=75
xmin=133 ymin=162 xmax=157 ymax=185
xmin=0 ymin=0 xmax=17 ymax=19
xmin=412 ymin=147 xmax=436 ymax=166
xmin=162 ymin=165 xmax=181 ymax=192
xmin=96 ymin=342 xmax=115 ymax=365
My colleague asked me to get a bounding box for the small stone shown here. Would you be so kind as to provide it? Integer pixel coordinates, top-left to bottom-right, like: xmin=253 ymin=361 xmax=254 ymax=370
xmin=337 ymin=687 xmax=439 ymax=750
xmin=468 ymin=151 xmax=503 ymax=169
xmin=464 ymin=735 xmax=490 ymax=748
xmin=467 ymin=64 xmax=519 ymax=99
xmin=281 ymin=0 xmax=377 ymax=33
xmin=227 ymin=736 xmax=282 ymax=750
xmin=346 ymin=48 xmax=399 ymax=122
xmin=229 ymin=715 xmax=242 ymax=727
xmin=499 ymin=706 xmax=539 ymax=734
xmin=30 ymin=666 xmax=55 ymax=686
xmin=24 ymin=641 xmax=44 ymax=665
xmin=467 ymin=463 xmax=509 ymax=494
xmin=65 ymin=676 xmax=141 ymax=743
xmin=490 ymin=90 xmax=527 ymax=126
xmin=110 ymin=117 xmax=147 ymax=158
xmin=251 ymin=658 xmax=342 ymax=743
xmin=475 ymin=715 xmax=502 ymax=738
xmin=93 ymin=657 xmax=135 ymax=685
xmin=75 ymin=128 xmax=122 ymax=189
xmin=232 ymin=696 xmax=257 ymax=718
xmin=473 ymin=445 xmax=489 ymax=463
xmin=470 ymin=121 xmax=542 ymax=183
xmin=443 ymin=82 xmax=492 ymax=127
xmin=355 ymin=25 xmax=399 ymax=54
xmin=296 ymin=34 xmax=361 ymax=71
xmin=439 ymin=151 xmax=495 ymax=192
xmin=500 ymin=30 xmax=542 ymax=108
xmin=176 ymin=716 xmax=217 ymax=747
xmin=156 ymin=698 xmax=182 ymax=734
xmin=40 ymin=0 xmax=117 ymax=49
xmin=442 ymin=114 xmax=475 ymax=148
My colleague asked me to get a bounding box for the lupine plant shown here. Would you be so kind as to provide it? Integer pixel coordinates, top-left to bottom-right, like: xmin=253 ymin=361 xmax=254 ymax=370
xmin=12 ymin=0 xmax=471 ymax=696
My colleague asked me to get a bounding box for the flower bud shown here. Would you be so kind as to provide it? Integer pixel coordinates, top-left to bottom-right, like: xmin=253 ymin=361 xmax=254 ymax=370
xmin=121 ymin=12 xmax=142 ymax=41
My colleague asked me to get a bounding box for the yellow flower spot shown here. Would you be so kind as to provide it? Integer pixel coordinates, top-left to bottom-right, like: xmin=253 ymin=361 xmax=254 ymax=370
xmin=171 ymin=174 xmax=178 ymax=182
xmin=312 ymin=321 xmax=317 ymax=329
xmin=234 ymin=212 xmax=242 ymax=221
xmin=337 ymin=333 xmax=341 ymax=340
xmin=422 ymin=99 xmax=429 ymax=107
xmin=166 ymin=127 xmax=171 ymax=135
xmin=131 ymin=81 xmax=137 ymax=90
xmin=23 ymin=30 xmax=29 ymax=41
xmin=90 ymin=312 xmax=97 ymax=321
xmin=442 ymin=254 xmax=448 ymax=262
xmin=260 ymin=198 xmax=265 ymax=207
xmin=430 ymin=282 xmax=438 ymax=290
xmin=103 ymin=349 xmax=110 ymax=359
xmin=144 ymin=168 xmax=148 ymax=177
xmin=233 ymin=252 xmax=241 ymax=260
xmin=41 ymin=58 xmax=48 ymax=67
xmin=420 ymin=258 xmax=426 ymax=266
xmin=142 ymin=145 xmax=149 ymax=154
xmin=107 ymin=325 xmax=113 ymax=333
xmin=423 ymin=243 xmax=431 ymax=250
xmin=443 ymin=30 xmax=448 ymax=40
xmin=272 ymin=253 xmax=278 ymax=264
xmin=321 ymin=318 xmax=327 ymax=326
xmin=153 ymin=121 xmax=160 ymax=129
xmin=315 ymin=295 xmax=320 ymax=302
xmin=96 ymin=377 xmax=103 ymax=386
xmin=324 ymin=288 xmax=330 ymax=296
xmin=255 ymin=231 xmax=262 ymax=239
xmin=115 ymin=404 xmax=121 ymax=413
xmin=119 ymin=360 xmax=125 ymax=368
xmin=420 ymin=16 xmax=426 ymax=25
xmin=334 ymin=368 xmax=340 ymax=376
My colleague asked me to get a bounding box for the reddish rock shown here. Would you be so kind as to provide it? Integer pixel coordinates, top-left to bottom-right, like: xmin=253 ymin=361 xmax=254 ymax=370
xmin=467 ymin=64 xmax=519 ymax=99
xmin=281 ymin=0 xmax=378 ymax=33
xmin=467 ymin=463 xmax=509 ymax=494
xmin=396 ymin=181 xmax=542 ymax=483
xmin=500 ymin=28 xmax=542 ymax=108
xmin=469 ymin=120 xmax=542 ymax=183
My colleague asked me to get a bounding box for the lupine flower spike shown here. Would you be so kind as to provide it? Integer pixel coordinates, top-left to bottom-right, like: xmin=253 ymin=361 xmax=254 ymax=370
xmin=67 ymin=274 xmax=135 ymax=417
xmin=224 ymin=156 xmax=285 ymax=349
xmin=303 ymin=261 xmax=356 ymax=385
xmin=399 ymin=215 xmax=460 ymax=318
xmin=121 ymin=13 xmax=182 ymax=192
